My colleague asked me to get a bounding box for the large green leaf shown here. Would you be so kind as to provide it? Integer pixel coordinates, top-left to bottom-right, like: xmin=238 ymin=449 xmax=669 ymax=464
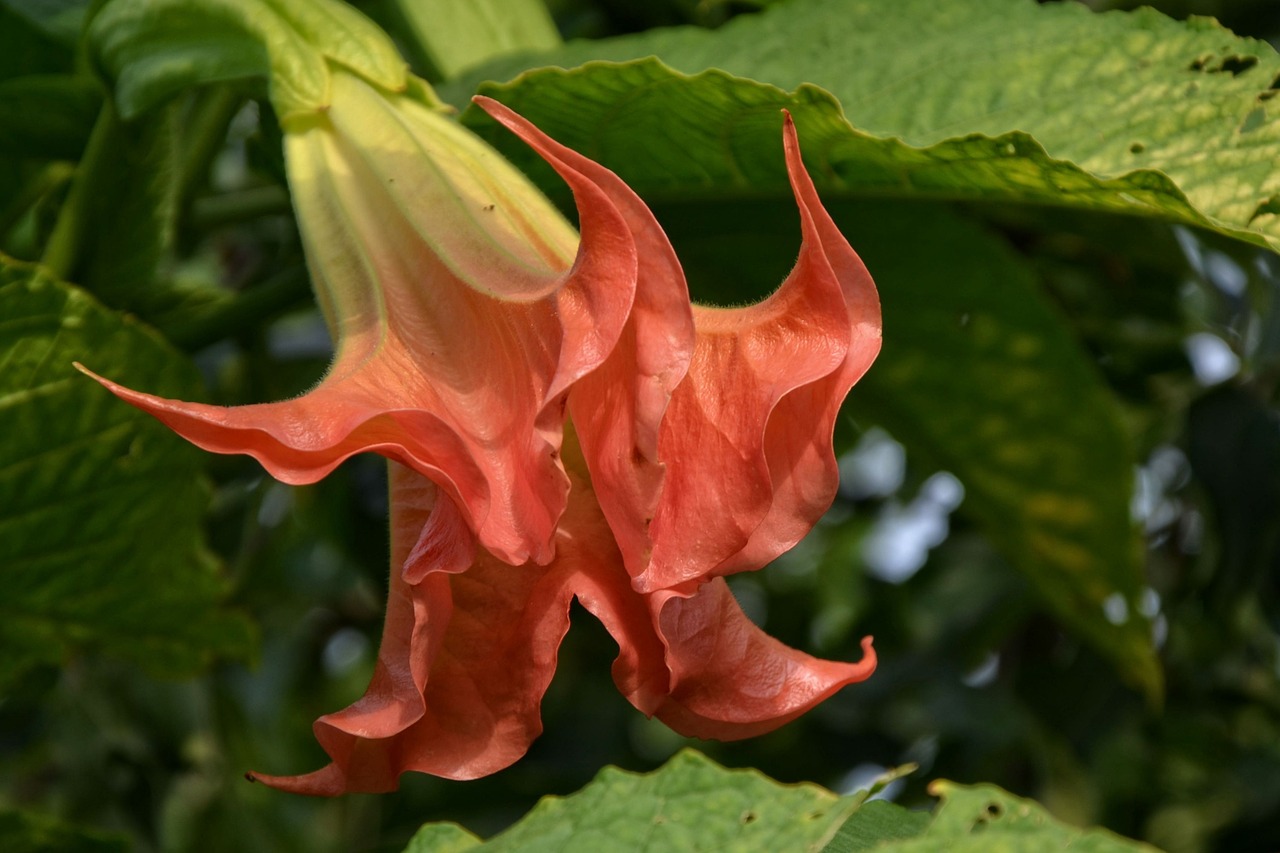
xmin=404 ymin=750 xmax=858 ymax=852
xmin=403 ymin=751 xmax=1155 ymax=853
xmin=0 ymin=257 xmax=253 ymax=691
xmin=850 ymin=204 xmax=1156 ymax=695
xmin=450 ymin=0 xmax=1280 ymax=251
xmin=823 ymin=781 xmax=1158 ymax=852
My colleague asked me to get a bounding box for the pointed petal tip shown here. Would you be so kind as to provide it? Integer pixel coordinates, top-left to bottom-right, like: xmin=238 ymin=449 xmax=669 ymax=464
xmin=471 ymin=94 xmax=511 ymax=124
xmin=73 ymin=361 xmax=110 ymax=387
xmin=74 ymin=363 xmax=154 ymax=408
xmin=782 ymin=113 xmax=802 ymax=163
xmin=73 ymin=362 xmax=158 ymax=406
xmin=245 ymin=764 xmax=366 ymax=798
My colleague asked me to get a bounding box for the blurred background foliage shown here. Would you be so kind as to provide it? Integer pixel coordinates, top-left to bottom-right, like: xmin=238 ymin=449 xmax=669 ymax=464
xmin=3 ymin=0 xmax=1280 ymax=851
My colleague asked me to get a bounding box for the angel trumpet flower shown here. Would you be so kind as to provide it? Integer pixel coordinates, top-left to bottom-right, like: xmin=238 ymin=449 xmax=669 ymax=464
xmin=80 ymin=68 xmax=881 ymax=795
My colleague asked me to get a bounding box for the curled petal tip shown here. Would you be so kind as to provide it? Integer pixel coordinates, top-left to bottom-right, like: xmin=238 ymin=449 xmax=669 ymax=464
xmin=854 ymin=635 xmax=877 ymax=676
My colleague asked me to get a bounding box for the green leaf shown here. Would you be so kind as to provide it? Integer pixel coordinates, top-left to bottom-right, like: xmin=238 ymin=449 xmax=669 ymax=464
xmin=0 ymin=807 xmax=128 ymax=853
xmin=90 ymin=0 xmax=313 ymax=119
xmin=885 ymin=781 xmax=1158 ymax=852
xmin=379 ymin=0 xmax=561 ymax=82
xmin=402 ymin=754 xmax=1156 ymax=853
xmin=454 ymin=60 xmax=1233 ymax=250
xmin=451 ymin=0 xmax=1280 ymax=251
xmin=850 ymin=204 xmax=1158 ymax=697
xmin=404 ymin=750 xmax=858 ymax=852
xmin=0 ymin=257 xmax=253 ymax=692
xmin=404 ymin=824 xmax=482 ymax=853
xmin=824 ymin=782 xmax=1157 ymax=852
xmin=88 ymin=0 xmax=408 ymax=120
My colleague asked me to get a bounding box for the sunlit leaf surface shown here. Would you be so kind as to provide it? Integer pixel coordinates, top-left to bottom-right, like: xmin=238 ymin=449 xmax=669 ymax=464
xmin=454 ymin=0 xmax=1280 ymax=249
xmin=405 ymin=750 xmax=858 ymax=852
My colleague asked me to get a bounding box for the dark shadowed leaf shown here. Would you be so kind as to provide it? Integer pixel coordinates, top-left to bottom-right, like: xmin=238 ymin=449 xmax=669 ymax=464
xmin=1187 ymin=384 xmax=1280 ymax=608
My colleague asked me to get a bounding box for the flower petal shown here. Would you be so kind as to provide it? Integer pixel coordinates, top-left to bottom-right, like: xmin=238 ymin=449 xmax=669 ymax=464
xmin=250 ymin=465 xmax=581 ymax=793
xmin=472 ymin=99 xmax=698 ymax=585
xmin=649 ymin=579 xmax=876 ymax=740
xmin=250 ymin=452 xmax=876 ymax=795
xmin=635 ymin=113 xmax=881 ymax=592
xmin=709 ymin=113 xmax=881 ymax=576
xmin=249 ymin=465 xmax=449 ymax=795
